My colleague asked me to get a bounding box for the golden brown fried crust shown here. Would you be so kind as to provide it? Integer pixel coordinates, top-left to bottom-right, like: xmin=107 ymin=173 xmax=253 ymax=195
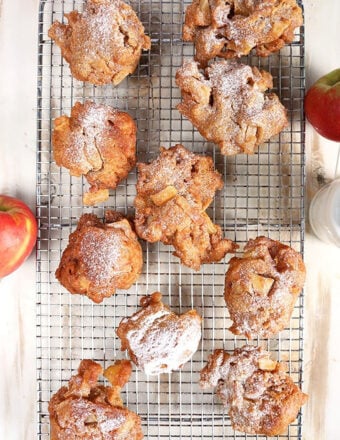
xmin=200 ymin=346 xmax=308 ymax=436
xmin=176 ymin=60 xmax=288 ymax=156
xmin=134 ymin=144 xmax=237 ymax=270
xmin=49 ymin=359 xmax=144 ymax=440
xmin=52 ymin=101 xmax=136 ymax=205
xmin=55 ymin=211 xmax=143 ymax=303
xmin=183 ymin=0 xmax=303 ymax=65
xmin=224 ymin=236 xmax=306 ymax=339
xmin=117 ymin=292 xmax=202 ymax=375
xmin=48 ymin=0 xmax=151 ymax=85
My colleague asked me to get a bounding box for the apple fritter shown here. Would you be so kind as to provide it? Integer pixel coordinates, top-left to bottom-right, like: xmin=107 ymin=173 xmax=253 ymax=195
xmin=224 ymin=236 xmax=306 ymax=339
xmin=53 ymin=101 xmax=136 ymax=205
xmin=200 ymin=346 xmax=308 ymax=436
xmin=176 ymin=60 xmax=288 ymax=156
xmin=134 ymin=144 xmax=237 ymax=270
xmin=183 ymin=0 xmax=303 ymax=66
xmin=56 ymin=211 xmax=143 ymax=303
xmin=117 ymin=292 xmax=202 ymax=375
xmin=49 ymin=359 xmax=144 ymax=440
xmin=48 ymin=0 xmax=150 ymax=85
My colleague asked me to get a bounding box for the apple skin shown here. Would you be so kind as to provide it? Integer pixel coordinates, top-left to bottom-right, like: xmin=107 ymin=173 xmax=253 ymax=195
xmin=0 ymin=195 xmax=38 ymax=278
xmin=304 ymin=68 xmax=340 ymax=142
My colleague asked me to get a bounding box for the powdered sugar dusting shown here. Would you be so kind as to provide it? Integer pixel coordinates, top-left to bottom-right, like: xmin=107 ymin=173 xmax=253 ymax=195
xmin=208 ymin=61 xmax=251 ymax=109
xmin=98 ymin=411 xmax=126 ymax=434
xmin=61 ymin=131 xmax=88 ymax=169
xmin=72 ymin=0 xmax=144 ymax=60
xmin=79 ymin=228 xmax=121 ymax=284
xmin=77 ymin=101 xmax=113 ymax=142
xmin=206 ymin=61 xmax=266 ymax=119
xmin=131 ymin=314 xmax=201 ymax=375
xmin=80 ymin=3 xmax=120 ymax=58
xmin=54 ymin=101 xmax=114 ymax=172
xmin=200 ymin=346 xmax=260 ymax=392
xmin=119 ymin=298 xmax=202 ymax=375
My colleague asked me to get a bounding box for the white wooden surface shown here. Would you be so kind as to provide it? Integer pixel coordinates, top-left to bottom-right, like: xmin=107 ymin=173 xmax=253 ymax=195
xmin=0 ymin=0 xmax=339 ymax=439
xmin=304 ymin=3 xmax=340 ymax=440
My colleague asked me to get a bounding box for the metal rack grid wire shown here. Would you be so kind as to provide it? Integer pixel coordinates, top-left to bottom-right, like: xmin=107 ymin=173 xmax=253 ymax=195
xmin=36 ymin=0 xmax=306 ymax=438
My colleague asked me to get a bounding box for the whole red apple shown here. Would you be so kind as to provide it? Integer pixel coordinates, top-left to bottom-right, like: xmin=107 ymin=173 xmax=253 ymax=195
xmin=304 ymin=68 xmax=340 ymax=141
xmin=0 ymin=195 xmax=37 ymax=278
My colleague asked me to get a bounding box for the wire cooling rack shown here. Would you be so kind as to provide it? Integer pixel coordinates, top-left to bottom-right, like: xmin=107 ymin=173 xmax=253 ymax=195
xmin=37 ymin=1 xmax=306 ymax=438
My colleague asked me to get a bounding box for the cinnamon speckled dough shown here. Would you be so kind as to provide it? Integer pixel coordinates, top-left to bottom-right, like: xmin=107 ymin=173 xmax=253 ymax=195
xmin=134 ymin=144 xmax=237 ymax=270
xmin=183 ymin=0 xmax=303 ymax=66
xmin=56 ymin=211 xmax=143 ymax=303
xmin=117 ymin=292 xmax=202 ymax=375
xmin=176 ymin=60 xmax=288 ymax=156
xmin=224 ymin=236 xmax=306 ymax=339
xmin=52 ymin=101 xmax=136 ymax=205
xmin=48 ymin=0 xmax=151 ymax=85
xmin=200 ymin=346 xmax=308 ymax=436
xmin=49 ymin=359 xmax=144 ymax=440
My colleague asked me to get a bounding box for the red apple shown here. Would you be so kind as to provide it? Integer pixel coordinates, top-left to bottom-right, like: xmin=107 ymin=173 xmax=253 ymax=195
xmin=0 ymin=195 xmax=37 ymax=278
xmin=304 ymin=68 xmax=340 ymax=142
